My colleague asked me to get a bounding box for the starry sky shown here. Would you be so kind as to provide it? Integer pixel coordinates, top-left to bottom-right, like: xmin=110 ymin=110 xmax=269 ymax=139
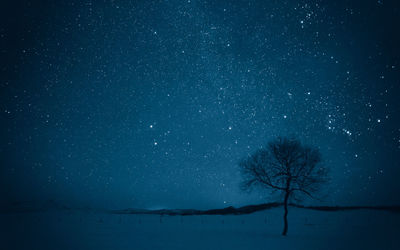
xmin=1 ymin=0 xmax=399 ymax=210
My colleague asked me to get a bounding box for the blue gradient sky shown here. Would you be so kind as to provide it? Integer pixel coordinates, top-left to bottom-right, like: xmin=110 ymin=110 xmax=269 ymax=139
xmin=1 ymin=0 xmax=400 ymax=209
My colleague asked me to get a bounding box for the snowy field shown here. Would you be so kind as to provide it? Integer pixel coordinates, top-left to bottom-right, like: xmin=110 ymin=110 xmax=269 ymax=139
xmin=2 ymin=207 xmax=400 ymax=250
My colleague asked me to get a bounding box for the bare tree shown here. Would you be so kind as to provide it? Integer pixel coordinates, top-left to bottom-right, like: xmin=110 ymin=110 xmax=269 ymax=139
xmin=239 ymin=137 xmax=328 ymax=236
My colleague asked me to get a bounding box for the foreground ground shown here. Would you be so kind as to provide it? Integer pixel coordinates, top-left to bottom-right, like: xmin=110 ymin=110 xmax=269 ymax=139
xmin=1 ymin=207 xmax=399 ymax=250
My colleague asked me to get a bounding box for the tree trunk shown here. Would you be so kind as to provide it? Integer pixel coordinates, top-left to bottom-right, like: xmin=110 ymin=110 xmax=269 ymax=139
xmin=282 ymin=191 xmax=289 ymax=236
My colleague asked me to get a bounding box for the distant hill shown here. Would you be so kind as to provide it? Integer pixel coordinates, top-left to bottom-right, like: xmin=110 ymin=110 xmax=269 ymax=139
xmin=111 ymin=202 xmax=282 ymax=216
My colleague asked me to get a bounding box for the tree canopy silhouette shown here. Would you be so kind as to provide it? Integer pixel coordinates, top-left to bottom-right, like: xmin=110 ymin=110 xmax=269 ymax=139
xmin=239 ymin=137 xmax=328 ymax=236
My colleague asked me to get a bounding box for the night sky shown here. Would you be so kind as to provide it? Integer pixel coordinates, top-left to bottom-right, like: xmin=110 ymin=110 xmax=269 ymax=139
xmin=1 ymin=0 xmax=399 ymax=210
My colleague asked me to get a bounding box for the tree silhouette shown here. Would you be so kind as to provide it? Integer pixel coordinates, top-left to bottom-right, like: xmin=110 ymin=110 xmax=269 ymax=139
xmin=239 ymin=137 xmax=328 ymax=236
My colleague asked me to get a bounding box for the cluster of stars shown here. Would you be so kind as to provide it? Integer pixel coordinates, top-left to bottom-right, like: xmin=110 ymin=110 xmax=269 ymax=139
xmin=1 ymin=0 xmax=399 ymax=208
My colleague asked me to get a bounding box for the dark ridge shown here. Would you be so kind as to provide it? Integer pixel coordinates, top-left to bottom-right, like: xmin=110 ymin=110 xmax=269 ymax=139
xmin=111 ymin=203 xmax=283 ymax=216
xmin=202 ymin=202 xmax=282 ymax=215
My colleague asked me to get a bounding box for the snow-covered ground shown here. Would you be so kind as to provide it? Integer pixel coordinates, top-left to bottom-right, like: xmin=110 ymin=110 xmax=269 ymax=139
xmin=2 ymin=207 xmax=399 ymax=250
